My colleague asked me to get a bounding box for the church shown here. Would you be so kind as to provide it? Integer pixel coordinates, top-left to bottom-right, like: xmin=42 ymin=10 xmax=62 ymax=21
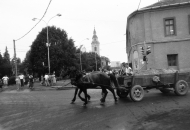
xmin=91 ymin=27 xmax=100 ymax=55
xmin=90 ymin=28 xmax=108 ymax=68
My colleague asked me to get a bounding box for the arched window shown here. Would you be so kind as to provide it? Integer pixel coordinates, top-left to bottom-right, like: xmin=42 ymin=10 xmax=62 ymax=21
xmin=94 ymin=47 xmax=97 ymax=51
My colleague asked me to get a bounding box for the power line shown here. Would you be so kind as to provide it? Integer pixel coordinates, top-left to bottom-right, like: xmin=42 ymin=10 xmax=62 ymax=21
xmin=15 ymin=0 xmax=53 ymax=41
xmin=137 ymin=0 xmax=142 ymax=10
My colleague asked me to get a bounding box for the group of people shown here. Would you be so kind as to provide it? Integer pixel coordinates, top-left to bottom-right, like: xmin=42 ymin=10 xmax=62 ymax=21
xmin=40 ymin=73 xmax=56 ymax=87
xmin=0 ymin=74 xmax=34 ymax=91
xmin=15 ymin=74 xmax=34 ymax=90
xmin=98 ymin=62 xmax=133 ymax=77
xmin=119 ymin=62 xmax=133 ymax=76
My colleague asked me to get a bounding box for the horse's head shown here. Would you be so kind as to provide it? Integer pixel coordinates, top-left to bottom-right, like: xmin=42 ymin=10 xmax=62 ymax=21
xmin=70 ymin=70 xmax=85 ymax=86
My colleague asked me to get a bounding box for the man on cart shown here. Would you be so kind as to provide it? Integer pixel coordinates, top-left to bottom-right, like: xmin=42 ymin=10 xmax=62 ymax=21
xmin=119 ymin=62 xmax=133 ymax=76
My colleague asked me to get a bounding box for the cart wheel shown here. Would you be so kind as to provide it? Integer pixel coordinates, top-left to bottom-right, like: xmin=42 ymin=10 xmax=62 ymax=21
xmin=130 ymin=85 xmax=144 ymax=102
xmin=174 ymin=80 xmax=189 ymax=96
xmin=117 ymin=89 xmax=128 ymax=98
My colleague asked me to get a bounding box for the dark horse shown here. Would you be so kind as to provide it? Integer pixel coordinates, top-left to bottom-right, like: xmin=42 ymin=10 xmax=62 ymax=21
xmin=71 ymin=71 xmax=120 ymax=106
xmin=63 ymin=68 xmax=91 ymax=104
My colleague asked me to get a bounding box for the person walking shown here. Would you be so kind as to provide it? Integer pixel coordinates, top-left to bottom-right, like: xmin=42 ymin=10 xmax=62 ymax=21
xmin=40 ymin=75 xmax=45 ymax=85
xmin=19 ymin=74 xmax=25 ymax=87
xmin=28 ymin=74 xmax=34 ymax=90
xmin=2 ymin=75 xmax=9 ymax=87
xmin=44 ymin=73 xmax=50 ymax=86
xmin=52 ymin=73 xmax=56 ymax=86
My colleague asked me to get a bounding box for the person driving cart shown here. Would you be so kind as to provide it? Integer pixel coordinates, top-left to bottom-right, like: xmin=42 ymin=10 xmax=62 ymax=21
xmin=119 ymin=62 xmax=133 ymax=76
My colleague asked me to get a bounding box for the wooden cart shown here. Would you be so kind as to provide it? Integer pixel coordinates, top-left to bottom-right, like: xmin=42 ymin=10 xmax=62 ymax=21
xmin=116 ymin=71 xmax=190 ymax=101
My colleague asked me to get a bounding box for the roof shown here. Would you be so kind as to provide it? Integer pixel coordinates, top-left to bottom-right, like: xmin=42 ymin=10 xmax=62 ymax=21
xmin=140 ymin=0 xmax=190 ymax=11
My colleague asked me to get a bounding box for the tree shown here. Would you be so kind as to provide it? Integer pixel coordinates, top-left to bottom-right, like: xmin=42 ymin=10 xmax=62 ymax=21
xmin=29 ymin=26 xmax=78 ymax=76
xmin=79 ymin=52 xmax=101 ymax=72
xmin=0 ymin=52 xmax=3 ymax=78
xmin=1 ymin=47 xmax=12 ymax=76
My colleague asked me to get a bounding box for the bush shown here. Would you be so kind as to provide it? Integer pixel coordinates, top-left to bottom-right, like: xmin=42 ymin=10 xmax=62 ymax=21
xmin=8 ymin=76 xmax=16 ymax=85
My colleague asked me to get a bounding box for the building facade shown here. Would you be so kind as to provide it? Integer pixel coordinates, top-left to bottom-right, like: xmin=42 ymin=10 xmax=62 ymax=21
xmin=126 ymin=0 xmax=190 ymax=72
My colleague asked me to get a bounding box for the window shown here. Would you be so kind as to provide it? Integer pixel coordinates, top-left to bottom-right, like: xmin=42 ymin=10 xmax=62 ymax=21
xmin=164 ymin=18 xmax=176 ymax=36
xmin=167 ymin=54 xmax=178 ymax=66
xmin=94 ymin=47 xmax=97 ymax=51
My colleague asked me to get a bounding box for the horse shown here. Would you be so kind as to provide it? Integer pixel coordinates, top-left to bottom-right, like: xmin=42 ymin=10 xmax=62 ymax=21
xmin=62 ymin=68 xmax=91 ymax=104
xmin=70 ymin=71 xmax=120 ymax=106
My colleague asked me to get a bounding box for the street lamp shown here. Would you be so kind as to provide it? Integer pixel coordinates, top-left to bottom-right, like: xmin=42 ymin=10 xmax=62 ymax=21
xmin=79 ymin=38 xmax=89 ymax=71
xmin=32 ymin=13 xmax=61 ymax=74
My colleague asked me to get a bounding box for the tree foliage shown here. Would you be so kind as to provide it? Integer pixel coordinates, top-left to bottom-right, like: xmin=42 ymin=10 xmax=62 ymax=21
xmin=0 ymin=47 xmax=12 ymax=78
xmin=28 ymin=26 xmax=78 ymax=76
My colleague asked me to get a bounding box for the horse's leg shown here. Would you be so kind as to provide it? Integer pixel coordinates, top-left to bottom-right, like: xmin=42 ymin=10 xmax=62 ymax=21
xmin=107 ymin=86 xmax=118 ymax=102
xmin=100 ymin=87 xmax=108 ymax=103
xmin=78 ymin=89 xmax=86 ymax=102
xmin=78 ymin=89 xmax=91 ymax=102
xmin=71 ymin=87 xmax=79 ymax=104
xmin=82 ymin=88 xmax=88 ymax=106
xmin=87 ymin=92 xmax=91 ymax=101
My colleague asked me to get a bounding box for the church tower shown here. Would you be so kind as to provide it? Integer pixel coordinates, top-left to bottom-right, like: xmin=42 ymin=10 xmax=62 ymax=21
xmin=91 ymin=27 xmax=100 ymax=55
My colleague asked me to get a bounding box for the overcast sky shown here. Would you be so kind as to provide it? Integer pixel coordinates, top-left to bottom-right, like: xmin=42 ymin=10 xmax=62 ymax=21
xmin=0 ymin=0 xmax=158 ymax=62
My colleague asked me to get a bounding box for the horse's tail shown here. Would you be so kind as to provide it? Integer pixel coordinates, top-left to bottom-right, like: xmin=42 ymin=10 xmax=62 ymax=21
xmin=109 ymin=74 xmax=120 ymax=89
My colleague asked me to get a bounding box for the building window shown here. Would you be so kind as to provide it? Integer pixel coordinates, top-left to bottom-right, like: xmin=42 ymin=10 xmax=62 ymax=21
xmin=167 ymin=54 xmax=178 ymax=66
xmin=164 ymin=18 xmax=176 ymax=36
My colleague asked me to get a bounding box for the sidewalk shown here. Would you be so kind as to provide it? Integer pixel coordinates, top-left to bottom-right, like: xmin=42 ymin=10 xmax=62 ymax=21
xmin=1 ymin=79 xmax=76 ymax=92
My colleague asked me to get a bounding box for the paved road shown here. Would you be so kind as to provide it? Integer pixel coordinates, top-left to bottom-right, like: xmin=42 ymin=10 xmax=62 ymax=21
xmin=0 ymin=88 xmax=190 ymax=130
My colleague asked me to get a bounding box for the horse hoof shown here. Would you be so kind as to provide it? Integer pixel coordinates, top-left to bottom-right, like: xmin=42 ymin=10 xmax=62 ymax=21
xmin=70 ymin=101 xmax=75 ymax=104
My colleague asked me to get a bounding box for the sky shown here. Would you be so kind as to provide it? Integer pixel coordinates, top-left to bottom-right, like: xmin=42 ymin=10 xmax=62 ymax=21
xmin=0 ymin=0 xmax=159 ymax=63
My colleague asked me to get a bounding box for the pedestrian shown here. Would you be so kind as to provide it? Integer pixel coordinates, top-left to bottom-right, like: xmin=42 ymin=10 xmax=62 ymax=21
xmin=40 ymin=75 xmax=45 ymax=85
xmin=52 ymin=73 xmax=56 ymax=86
xmin=19 ymin=74 xmax=25 ymax=87
xmin=15 ymin=76 xmax=21 ymax=90
xmin=44 ymin=73 xmax=50 ymax=86
xmin=2 ymin=75 xmax=9 ymax=86
xmin=29 ymin=74 xmax=34 ymax=90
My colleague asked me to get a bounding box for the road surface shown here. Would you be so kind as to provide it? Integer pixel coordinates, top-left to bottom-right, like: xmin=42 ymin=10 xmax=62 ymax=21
xmin=0 ymin=88 xmax=190 ymax=130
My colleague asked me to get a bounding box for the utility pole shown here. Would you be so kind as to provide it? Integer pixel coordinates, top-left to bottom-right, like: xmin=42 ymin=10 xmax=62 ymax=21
xmin=13 ymin=40 xmax=17 ymax=77
xmin=95 ymin=52 xmax=97 ymax=71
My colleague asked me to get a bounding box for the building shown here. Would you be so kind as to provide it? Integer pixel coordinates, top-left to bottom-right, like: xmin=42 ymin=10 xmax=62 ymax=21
xmin=91 ymin=27 xmax=100 ymax=55
xmin=126 ymin=0 xmax=190 ymax=72
xmin=110 ymin=61 xmax=121 ymax=70
xmin=111 ymin=61 xmax=121 ymax=68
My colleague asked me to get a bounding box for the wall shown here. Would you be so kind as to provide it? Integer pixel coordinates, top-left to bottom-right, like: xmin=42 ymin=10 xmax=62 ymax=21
xmin=127 ymin=5 xmax=190 ymax=71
